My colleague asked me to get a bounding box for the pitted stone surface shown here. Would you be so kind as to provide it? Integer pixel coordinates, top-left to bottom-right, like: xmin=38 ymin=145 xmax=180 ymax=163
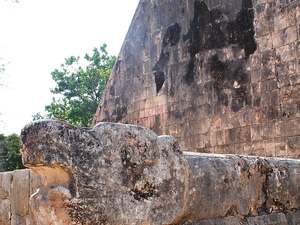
xmin=21 ymin=119 xmax=188 ymax=225
xmin=21 ymin=120 xmax=300 ymax=224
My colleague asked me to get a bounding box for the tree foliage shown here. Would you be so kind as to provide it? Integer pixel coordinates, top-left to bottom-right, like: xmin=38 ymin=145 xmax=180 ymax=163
xmin=33 ymin=44 xmax=116 ymax=127
xmin=0 ymin=133 xmax=24 ymax=171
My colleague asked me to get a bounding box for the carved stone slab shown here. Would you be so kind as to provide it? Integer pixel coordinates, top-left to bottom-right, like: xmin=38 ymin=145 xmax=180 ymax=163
xmin=21 ymin=120 xmax=187 ymax=225
xmin=20 ymin=120 xmax=300 ymax=224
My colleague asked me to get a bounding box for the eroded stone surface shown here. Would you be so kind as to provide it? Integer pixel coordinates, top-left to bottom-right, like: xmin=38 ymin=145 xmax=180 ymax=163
xmin=20 ymin=120 xmax=300 ymax=224
xmin=21 ymin=119 xmax=187 ymax=225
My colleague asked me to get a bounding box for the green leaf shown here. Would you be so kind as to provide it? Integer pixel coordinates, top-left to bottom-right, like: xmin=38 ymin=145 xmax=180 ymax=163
xmin=33 ymin=43 xmax=116 ymax=127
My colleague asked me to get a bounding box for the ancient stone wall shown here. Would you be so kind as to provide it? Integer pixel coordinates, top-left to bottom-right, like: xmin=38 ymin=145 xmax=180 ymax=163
xmin=0 ymin=169 xmax=42 ymax=225
xmin=93 ymin=0 xmax=300 ymax=158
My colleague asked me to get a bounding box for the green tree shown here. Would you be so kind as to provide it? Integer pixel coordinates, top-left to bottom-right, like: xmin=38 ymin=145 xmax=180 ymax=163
xmin=0 ymin=133 xmax=24 ymax=171
xmin=33 ymin=44 xmax=116 ymax=127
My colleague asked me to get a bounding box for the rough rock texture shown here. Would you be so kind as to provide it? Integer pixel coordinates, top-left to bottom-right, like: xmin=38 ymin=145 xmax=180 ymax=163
xmin=21 ymin=119 xmax=187 ymax=225
xmin=93 ymin=0 xmax=300 ymax=158
xmin=20 ymin=119 xmax=300 ymax=225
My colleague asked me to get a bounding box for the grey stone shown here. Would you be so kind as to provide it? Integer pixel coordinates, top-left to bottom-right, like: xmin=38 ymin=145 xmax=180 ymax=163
xmin=0 ymin=171 xmax=12 ymax=199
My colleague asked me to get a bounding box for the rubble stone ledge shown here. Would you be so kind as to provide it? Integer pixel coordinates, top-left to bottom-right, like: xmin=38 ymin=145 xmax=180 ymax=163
xmin=20 ymin=119 xmax=300 ymax=225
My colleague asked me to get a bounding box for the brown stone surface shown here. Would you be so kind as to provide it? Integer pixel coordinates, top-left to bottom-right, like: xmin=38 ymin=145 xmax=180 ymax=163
xmin=20 ymin=119 xmax=300 ymax=225
xmin=93 ymin=0 xmax=300 ymax=158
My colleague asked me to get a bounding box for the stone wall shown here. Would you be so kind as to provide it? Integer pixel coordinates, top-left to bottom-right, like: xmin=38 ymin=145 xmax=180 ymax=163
xmin=0 ymin=169 xmax=42 ymax=225
xmin=93 ymin=0 xmax=300 ymax=158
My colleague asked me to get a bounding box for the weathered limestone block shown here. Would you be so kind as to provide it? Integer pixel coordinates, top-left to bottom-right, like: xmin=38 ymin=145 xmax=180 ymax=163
xmin=0 ymin=172 xmax=12 ymax=224
xmin=0 ymin=171 xmax=12 ymax=199
xmin=20 ymin=120 xmax=300 ymax=225
xmin=0 ymin=199 xmax=11 ymax=222
xmin=11 ymin=169 xmax=30 ymax=216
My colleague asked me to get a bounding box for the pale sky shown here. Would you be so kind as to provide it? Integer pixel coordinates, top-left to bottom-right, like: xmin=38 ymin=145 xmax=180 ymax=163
xmin=0 ymin=0 xmax=139 ymax=135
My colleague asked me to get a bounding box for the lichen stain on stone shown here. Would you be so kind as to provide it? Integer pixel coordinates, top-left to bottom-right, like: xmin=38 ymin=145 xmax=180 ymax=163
xmin=153 ymin=51 xmax=169 ymax=94
xmin=226 ymin=0 xmax=257 ymax=58
xmin=209 ymin=55 xmax=251 ymax=112
xmin=209 ymin=55 xmax=226 ymax=87
xmin=163 ymin=23 xmax=182 ymax=47
xmin=183 ymin=0 xmax=256 ymax=112
xmin=153 ymin=23 xmax=182 ymax=94
xmin=111 ymin=97 xmax=128 ymax=122
xmin=151 ymin=114 xmax=162 ymax=134
xmin=183 ymin=0 xmax=209 ymax=85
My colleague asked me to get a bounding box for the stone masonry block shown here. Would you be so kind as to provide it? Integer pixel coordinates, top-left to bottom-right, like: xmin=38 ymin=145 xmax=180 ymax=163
xmin=272 ymin=29 xmax=286 ymax=49
xmin=251 ymin=124 xmax=261 ymax=141
xmin=29 ymin=169 xmax=44 ymax=196
xmin=274 ymin=12 xmax=287 ymax=31
xmin=275 ymin=121 xmax=286 ymax=138
xmin=290 ymin=84 xmax=300 ymax=101
xmin=11 ymin=169 xmax=30 ymax=216
xmin=264 ymin=139 xmax=275 ymax=157
xmin=276 ymin=44 xmax=295 ymax=62
xmin=275 ymin=137 xmax=287 ymax=157
xmin=287 ymin=7 xmax=297 ymax=26
xmin=286 ymin=118 xmax=300 ymax=136
xmin=287 ymin=59 xmax=297 ymax=75
xmin=0 ymin=199 xmax=10 ymax=222
xmin=255 ymin=16 xmax=274 ymax=37
xmin=285 ymin=25 xmax=298 ymax=44
xmin=261 ymin=122 xmax=275 ymax=140
xmin=251 ymin=141 xmax=265 ymax=155
xmin=257 ymin=34 xmax=273 ymax=50
xmin=0 ymin=171 xmax=12 ymax=199
xmin=287 ymin=136 xmax=300 ymax=153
